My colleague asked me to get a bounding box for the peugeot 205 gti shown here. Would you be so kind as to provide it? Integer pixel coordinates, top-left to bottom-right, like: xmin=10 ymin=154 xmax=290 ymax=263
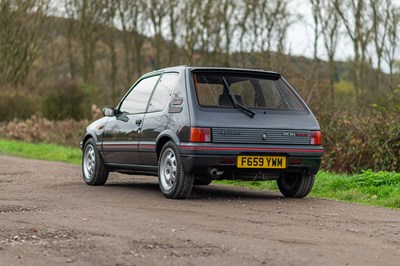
xmin=81 ymin=66 xmax=324 ymax=199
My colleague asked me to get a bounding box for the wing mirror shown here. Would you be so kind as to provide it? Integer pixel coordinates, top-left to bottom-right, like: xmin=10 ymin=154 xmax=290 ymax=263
xmin=102 ymin=107 xmax=115 ymax=117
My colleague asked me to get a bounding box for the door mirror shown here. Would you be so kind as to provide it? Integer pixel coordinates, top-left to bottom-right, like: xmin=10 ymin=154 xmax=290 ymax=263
xmin=102 ymin=107 xmax=115 ymax=117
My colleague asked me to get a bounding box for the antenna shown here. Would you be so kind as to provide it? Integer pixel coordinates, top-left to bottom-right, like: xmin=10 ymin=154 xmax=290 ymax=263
xmin=186 ymin=50 xmax=194 ymax=66
xmin=150 ymin=57 xmax=157 ymax=71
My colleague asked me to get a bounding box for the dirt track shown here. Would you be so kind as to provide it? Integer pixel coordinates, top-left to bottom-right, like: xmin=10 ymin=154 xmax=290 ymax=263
xmin=0 ymin=155 xmax=399 ymax=265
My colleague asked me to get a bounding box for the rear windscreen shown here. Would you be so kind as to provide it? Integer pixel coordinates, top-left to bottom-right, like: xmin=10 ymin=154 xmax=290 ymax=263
xmin=193 ymin=72 xmax=306 ymax=112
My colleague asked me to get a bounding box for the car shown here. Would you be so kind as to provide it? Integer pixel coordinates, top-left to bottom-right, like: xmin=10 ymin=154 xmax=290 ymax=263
xmin=81 ymin=66 xmax=324 ymax=199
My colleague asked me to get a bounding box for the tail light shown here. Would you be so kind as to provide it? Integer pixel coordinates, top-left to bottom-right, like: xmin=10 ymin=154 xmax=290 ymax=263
xmin=310 ymin=131 xmax=322 ymax=145
xmin=190 ymin=127 xmax=211 ymax=142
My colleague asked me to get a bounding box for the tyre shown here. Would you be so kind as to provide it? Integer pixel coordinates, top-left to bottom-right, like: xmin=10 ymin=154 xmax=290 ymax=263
xmin=82 ymin=138 xmax=109 ymax=186
xmin=194 ymin=179 xmax=213 ymax=186
xmin=158 ymin=141 xmax=194 ymax=199
xmin=277 ymin=173 xmax=315 ymax=198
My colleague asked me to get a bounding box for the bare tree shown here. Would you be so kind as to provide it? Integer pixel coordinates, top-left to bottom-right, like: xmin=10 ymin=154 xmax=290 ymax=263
xmin=243 ymin=0 xmax=292 ymax=68
xmin=118 ymin=0 xmax=147 ymax=83
xmin=65 ymin=0 xmax=104 ymax=84
xmin=370 ymin=0 xmax=391 ymax=91
xmin=200 ymin=1 xmax=224 ymax=66
xmin=148 ymin=0 xmax=168 ymax=68
xmin=309 ymin=0 xmax=322 ymax=103
xmin=310 ymin=0 xmax=321 ymax=62
xmin=319 ymin=0 xmax=341 ymax=103
xmin=64 ymin=0 xmax=77 ymax=79
xmin=384 ymin=6 xmax=400 ymax=90
xmin=102 ymin=0 xmax=118 ymax=103
xmin=198 ymin=0 xmax=215 ymax=65
xmin=0 ymin=0 xmax=50 ymax=86
xmin=219 ymin=0 xmax=238 ymax=67
xmin=179 ymin=0 xmax=203 ymax=64
xmin=166 ymin=0 xmax=180 ymax=65
xmin=335 ymin=0 xmax=373 ymax=100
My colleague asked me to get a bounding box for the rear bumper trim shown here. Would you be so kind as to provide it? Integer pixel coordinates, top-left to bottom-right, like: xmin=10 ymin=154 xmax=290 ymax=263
xmin=180 ymin=145 xmax=324 ymax=154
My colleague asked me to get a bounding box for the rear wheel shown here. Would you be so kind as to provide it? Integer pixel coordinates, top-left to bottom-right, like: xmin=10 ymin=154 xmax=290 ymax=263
xmin=82 ymin=139 xmax=109 ymax=186
xmin=277 ymin=173 xmax=315 ymax=198
xmin=158 ymin=141 xmax=194 ymax=199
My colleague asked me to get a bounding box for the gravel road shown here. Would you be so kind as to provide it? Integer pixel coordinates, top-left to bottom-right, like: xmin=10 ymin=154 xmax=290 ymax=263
xmin=0 ymin=155 xmax=399 ymax=266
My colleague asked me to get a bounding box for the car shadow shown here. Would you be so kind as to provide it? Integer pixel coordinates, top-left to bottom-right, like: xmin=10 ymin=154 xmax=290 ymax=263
xmin=105 ymin=180 xmax=285 ymax=201
xmin=190 ymin=184 xmax=284 ymax=200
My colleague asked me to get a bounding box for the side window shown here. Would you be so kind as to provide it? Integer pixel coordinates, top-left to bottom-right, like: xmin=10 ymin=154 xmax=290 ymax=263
xmin=259 ymin=79 xmax=283 ymax=108
xmin=148 ymin=73 xmax=179 ymax=112
xmin=119 ymin=76 xmax=160 ymax=114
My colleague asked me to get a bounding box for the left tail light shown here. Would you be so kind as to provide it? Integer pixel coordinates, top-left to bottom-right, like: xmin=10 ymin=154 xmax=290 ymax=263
xmin=190 ymin=127 xmax=211 ymax=142
xmin=310 ymin=131 xmax=322 ymax=145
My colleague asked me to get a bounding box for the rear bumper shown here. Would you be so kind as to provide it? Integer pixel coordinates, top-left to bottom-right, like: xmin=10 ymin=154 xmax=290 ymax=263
xmin=179 ymin=143 xmax=323 ymax=178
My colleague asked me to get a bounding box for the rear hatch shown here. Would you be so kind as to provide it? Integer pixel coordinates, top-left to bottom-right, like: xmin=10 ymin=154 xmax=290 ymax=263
xmin=190 ymin=69 xmax=320 ymax=146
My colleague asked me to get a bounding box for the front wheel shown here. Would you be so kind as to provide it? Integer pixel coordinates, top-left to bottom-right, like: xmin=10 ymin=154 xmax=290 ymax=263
xmin=158 ymin=141 xmax=194 ymax=199
xmin=277 ymin=173 xmax=315 ymax=198
xmin=82 ymin=139 xmax=109 ymax=186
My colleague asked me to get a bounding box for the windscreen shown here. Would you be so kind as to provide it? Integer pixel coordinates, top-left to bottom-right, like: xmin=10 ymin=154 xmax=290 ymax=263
xmin=193 ymin=72 xmax=306 ymax=112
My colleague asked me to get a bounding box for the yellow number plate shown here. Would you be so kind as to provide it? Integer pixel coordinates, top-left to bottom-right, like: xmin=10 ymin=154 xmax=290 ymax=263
xmin=237 ymin=156 xmax=286 ymax=169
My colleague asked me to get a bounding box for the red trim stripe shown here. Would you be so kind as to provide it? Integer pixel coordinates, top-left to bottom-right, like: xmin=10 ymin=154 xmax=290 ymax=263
xmin=139 ymin=144 xmax=156 ymax=149
xmin=180 ymin=145 xmax=324 ymax=153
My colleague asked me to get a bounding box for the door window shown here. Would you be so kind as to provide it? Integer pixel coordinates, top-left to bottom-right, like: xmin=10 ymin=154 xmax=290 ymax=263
xmin=119 ymin=75 xmax=160 ymax=114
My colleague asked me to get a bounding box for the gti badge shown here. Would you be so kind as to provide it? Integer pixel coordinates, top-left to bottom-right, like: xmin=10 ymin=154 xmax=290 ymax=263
xmin=282 ymin=132 xmax=296 ymax=136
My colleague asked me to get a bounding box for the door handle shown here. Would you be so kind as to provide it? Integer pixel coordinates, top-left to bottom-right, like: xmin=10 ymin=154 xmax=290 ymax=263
xmin=135 ymin=119 xmax=142 ymax=126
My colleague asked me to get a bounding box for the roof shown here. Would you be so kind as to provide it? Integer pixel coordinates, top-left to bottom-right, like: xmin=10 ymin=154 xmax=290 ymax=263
xmin=154 ymin=65 xmax=281 ymax=78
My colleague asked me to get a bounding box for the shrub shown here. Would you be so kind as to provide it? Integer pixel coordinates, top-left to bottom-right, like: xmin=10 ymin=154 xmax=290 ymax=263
xmin=0 ymin=116 xmax=88 ymax=147
xmin=42 ymin=80 xmax=89 ymax=120
xmin=0 ymin=105 xmax=102 ymax=147
xmin=0 ymin=88 xmax=37 ymax=121
xmin=320 ymin=110 xmax=400 ymax=173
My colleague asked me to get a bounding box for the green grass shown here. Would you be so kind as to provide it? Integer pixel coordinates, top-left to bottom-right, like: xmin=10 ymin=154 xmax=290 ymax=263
xmin=216 ymin=170 xmax=400 ymax=209
xmin=1 ymin=139 xmax=399 ymax=209
xmin=0 ymin=139 xmax=81 ymax=165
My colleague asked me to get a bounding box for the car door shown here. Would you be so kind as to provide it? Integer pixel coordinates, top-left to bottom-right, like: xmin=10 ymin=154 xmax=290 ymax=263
xmin=140 ymin=72 xmax=180 ymax=166
xmin=102 ymin=75 xmax=161 ymax=165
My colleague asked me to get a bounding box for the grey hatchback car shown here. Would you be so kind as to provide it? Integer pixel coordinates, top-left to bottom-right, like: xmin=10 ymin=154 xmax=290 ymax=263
xmin=81 ymin=66 xmax=324 ymax=199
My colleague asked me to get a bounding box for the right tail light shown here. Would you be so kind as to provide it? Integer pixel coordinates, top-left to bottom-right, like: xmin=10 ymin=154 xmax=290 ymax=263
xmin=310 ymin=131 xmax=322 ymax=145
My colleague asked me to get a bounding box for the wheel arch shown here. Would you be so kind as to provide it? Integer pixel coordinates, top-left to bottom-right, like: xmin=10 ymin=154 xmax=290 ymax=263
xmin=81 ymin=132 xmax=98 ymax=150
xmin=156 ymin=130 xmax=180 ymax=159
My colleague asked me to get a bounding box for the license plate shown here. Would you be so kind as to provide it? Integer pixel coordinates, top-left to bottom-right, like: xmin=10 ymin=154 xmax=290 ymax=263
xmin=237 ymin=156 xmax=286 ymax=169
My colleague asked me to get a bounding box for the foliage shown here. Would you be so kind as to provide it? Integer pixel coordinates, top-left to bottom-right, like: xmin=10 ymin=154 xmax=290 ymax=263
xmin=335 ymin=79 xmax=356 ymax=103
xmin=319 ymin=109 xmax=400 ymax=173
xmin=42 ymin=80 xmax=90 ymax=120
xmin=0 ymin=88 xmax=37 ymax=121
xmin=0 ymin=116 xmax=88 ymax=147
xmin=0 ymin=0 xmax=49 ymax=86
xmin=354 ymin=169 xmax=400 ymax=187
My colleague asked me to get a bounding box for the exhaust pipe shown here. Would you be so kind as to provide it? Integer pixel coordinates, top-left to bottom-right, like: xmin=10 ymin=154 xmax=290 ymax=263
xmin=208 ymin=167 xmax=224 ymax=177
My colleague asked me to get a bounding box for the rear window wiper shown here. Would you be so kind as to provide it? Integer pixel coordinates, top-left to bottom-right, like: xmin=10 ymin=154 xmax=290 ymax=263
xmin=222 ymin=77 xmax=255 ymax=118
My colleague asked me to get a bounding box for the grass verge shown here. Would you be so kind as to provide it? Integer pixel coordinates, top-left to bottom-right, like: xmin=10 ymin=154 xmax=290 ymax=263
xmin=0 ymin=139 xmax=81 ymax=165
xmin=215 ymin=170 xmax=400 ymax=209
xmin=1 ymin=140 xmax=399 ymax=209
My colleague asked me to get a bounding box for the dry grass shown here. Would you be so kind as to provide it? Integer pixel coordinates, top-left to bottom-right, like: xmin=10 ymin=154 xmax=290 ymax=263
xmin=0 ymin=105 xmax=102 ymax=147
